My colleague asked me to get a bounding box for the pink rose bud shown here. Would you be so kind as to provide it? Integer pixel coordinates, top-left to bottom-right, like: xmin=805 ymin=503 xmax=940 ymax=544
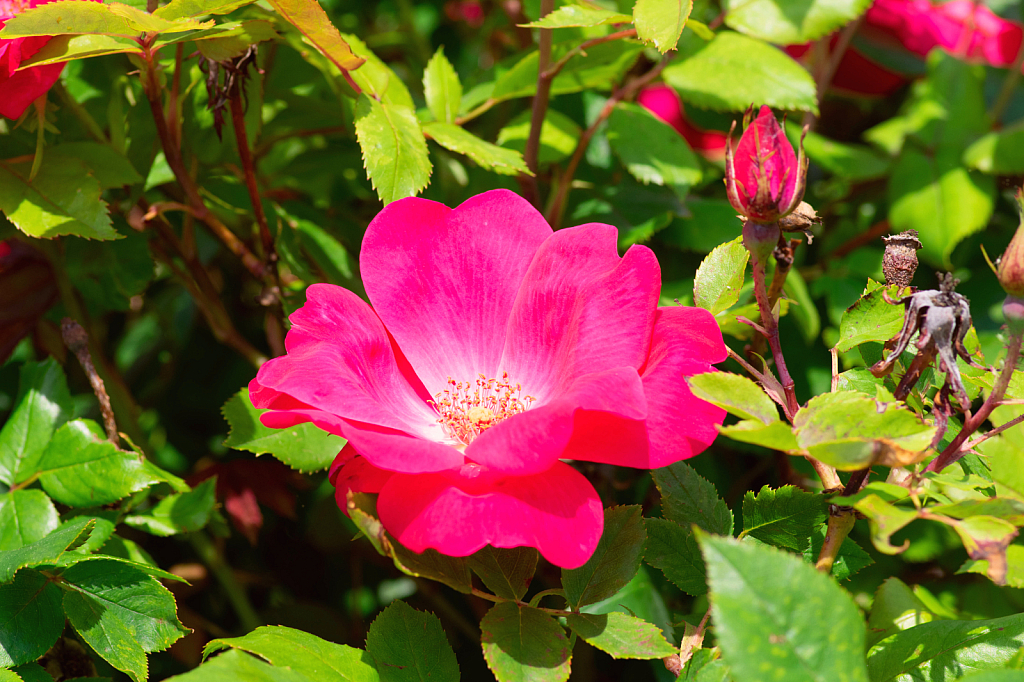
xmin=998 ymin=190 xmax=1024 ymax=298
xmin=724 ymin=105 xmax=808 ymax=224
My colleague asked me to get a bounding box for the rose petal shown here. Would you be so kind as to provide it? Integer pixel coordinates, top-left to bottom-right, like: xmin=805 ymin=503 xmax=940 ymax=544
xmin=0 ymin=61 xmax=63 ymax=119
xmin=331 ymin=453 xmax=394 ymax=514
xmin=376 ymin=461 xmax=604 ymax=568
xmin=734 ymin=106 xmax=798 ymax=210
xmin=360 ymin=190 xmax=552 ymax=396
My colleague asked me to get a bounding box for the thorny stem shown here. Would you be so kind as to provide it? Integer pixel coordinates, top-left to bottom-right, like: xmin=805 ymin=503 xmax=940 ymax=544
xmin=189 ymin=532 xmax=262 ymax=633
xmin=965 ymin=412 xmax=1024 ymax=451
xmin=522 ymin=0 xmax=556 ymax=206
xmin=926 ymin=330 xmax=1023 ymax=473
xmin=61 ymin=319 xmax=119 ymax=444
xmin=767 ymin=238 xmax=798 ymax=311
xmin=750 ymin=254 xmax=800 ymax=416
xmin=546 ymin=55 xmax=671 ymax=227
xmin=816 ymin=466 xmax=871 ymax=573
xmin=229 ymin=92 xmax=275 ymax=261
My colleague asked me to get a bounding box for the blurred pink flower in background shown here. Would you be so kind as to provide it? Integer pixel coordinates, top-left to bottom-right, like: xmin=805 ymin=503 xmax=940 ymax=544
xmin=249 ymin=190 xmax=727 ymax=568
xmin=637 ymin=85 xmax=728 ymax=160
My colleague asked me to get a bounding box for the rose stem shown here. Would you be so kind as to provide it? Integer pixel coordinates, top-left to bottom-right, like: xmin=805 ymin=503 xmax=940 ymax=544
xmin=61 ymin=318 xmax=119 ymax=445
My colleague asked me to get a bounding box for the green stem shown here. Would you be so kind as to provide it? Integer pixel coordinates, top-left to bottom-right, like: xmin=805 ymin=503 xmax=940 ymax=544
xmin=189 ymin=531 xmax=262 ymax=633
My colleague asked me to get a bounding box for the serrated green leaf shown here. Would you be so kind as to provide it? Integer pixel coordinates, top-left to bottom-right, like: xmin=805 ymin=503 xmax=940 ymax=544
xmin=497 ymin=109 xmax=581 ymax=165
xmin=166 ymin=648 xmax=314 ymax=682
xmin=0 ymin=0 xmax=212 ymax=38
xmin=424 ymin=122 xmax=530 ymax=176
xmin=607 ymin=102 xmax=701 ymax=194
xmin=853 ymin=494 xmax=919 ymax=555
xmin=724 ymin=0 xmax=871 ymax=44
xmin=124 ymin=478 xmax=217 ymax=536
xmin=687 ymin=372 xmax=778 ymax=425
xmin=836 ymin=281 xmax=907 ymax=352
xmin=16 ymin=32 xmax=142 ymax=66
xmin=468 ymin=546 xmax=538 ymax=601
xmin=692 ymin=237 xmax=748 ymax=316
xmin=265 ymin=0 xmax=363 ymax=72
xmin=62 ymin=559 xmax=188 ymax=682
xmin=0 ymin=158 xmax=116 ymax=240
xmin=718 ymin=419 xmax=799 ymax=451
xmin=565 ymin=612 xmax=676 ymax=659
xmin=741 ymin=485 xmax=826 ymax=551
xmin=222 ymin=390 xmax=345 ymax=472
xmin=7 ymin=664 xmax=53 ymax=682
xmin=0 ymin=569 xmax=64 ymax=667
xmin=153 ymin=0 xmax=256 ymax=19
xmin=354 ymin=95 xmax=432 ymax=205
xmin=644 ymin=516 xmax=707 ymax=596
xmin=866 ymin=578 xmax=938 ymax=648
xmin=0 ymin=517 xmax=94 ymax=584
xmin=365 ymin=601 xmax=458 ymax=682
xmin=522 ymin=4 xmax=632 ymax=27
xmin=481 ymin=602 xmax=570 ymax=682
xmin=49 ymin=143 xmax=142 ymax=189
xmin=0 ymin=490 xmax=59 ymax=551
xmin=634 ymin=0 xmax=692 ymax=52
xmin=205 ymin=625 xmax=379 ymax=681
xmin=653 ymin=461 xmax=733 ymax=534
xmin=867 ymin=614 xmax=1024 ymax=681
xmin=562 ymin=506 xmax=646 ymax=608
xmin=803 ymin=524 xmax=872 ymax=582
xmin=36 ymin=420 xmax=165 ymax=507
xmin=423 ymin=48 xmax=461 ymax=124
xmin=0 ymin=358 xmax=72 ymax=486
xmin=701 ymin=534 xmax=869 ymax=682
xmin=663 ymin=31 xmax=817 ymax=113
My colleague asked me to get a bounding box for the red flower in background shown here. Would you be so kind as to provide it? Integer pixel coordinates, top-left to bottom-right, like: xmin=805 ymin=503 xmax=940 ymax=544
xmin=725 ymin=106 xmax=808 ymax=224
xmin=1 ymin=0 xmax=71 ymax=119
xmin=637 ymin=85 xmax=728 ymax=160
xmin=249 ymin=190 xmax=726 ymax=568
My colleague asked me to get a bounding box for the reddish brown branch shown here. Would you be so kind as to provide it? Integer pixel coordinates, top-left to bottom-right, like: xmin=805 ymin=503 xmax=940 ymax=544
xmin=61 ymin=318 xmax=119 ymax=444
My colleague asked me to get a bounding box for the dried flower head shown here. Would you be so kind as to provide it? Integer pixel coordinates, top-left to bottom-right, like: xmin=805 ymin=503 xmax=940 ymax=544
xmin=882 ymin=229 xmax=922 ymax=288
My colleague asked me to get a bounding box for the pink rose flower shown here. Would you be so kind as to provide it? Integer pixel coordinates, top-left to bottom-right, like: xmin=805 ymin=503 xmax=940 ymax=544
xmin=0 ymin=0 xmax=97 ymax=120
xmin=637 ymin=85 xmax=728 ymax=161
xmin=725 ymin=106 xmax=808 ymax=225
xmin=785 ymin=42 xmax=908 ymax=97
xmin=249 ymin=190 xmax=727 ymax=568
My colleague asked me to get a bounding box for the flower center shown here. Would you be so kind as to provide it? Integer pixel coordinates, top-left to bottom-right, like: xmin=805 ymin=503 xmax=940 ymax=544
xmin=432 ymin=372 xmax=534 ymax=445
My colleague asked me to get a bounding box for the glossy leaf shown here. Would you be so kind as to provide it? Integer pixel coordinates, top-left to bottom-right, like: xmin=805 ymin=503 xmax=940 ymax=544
xmin=0 ymin=0 xmax=211 ymax=38
xmin=522 ymin=5 xmax=632 ymax=27
xmin=166 ymin=648 xmax=314 ymax=682
xmin=16 ymin=32 xmax=142 ymax=66
xmin=562 ymin=506 xmax=646 ymax=608
xmin=339 ymin=34 xmax=413 ymax=107
xmin=607 ymin=102 xmax=702 ymax=194
xmin=265 ymin=0 xmax=364 ymax=72
xmin=124 ymin=478 xmax=217 ymax=536
xmin=964 ymin=123 xmax=1024 ymax=174
xmin=0 ymin=569 xmax=64 ymax=667
xmin=468 ymin=546 xmax=538 ymax=601
xmin=424 ymin=123 xmax=530 ymax=176
xmin=49 ymin=143 xmax=142 ymax=189
xmin=0 ymin=358 xmax=72 ymax=486
xmin=0 ymin=158 xmax=116 ymax=240
xmin=154 ymin=0 xmax=256 ymax=19
xmin=692 ymin=237 xmax=748 ymax=316
xmin=0 ymin=517 xmax=94 ymax=584
xmin=741 ymin=485 xmax=827 ymax=551
xmin=488 ymin=41 xmax=643 ymax=103
xmin=565 ymin=612 xmax=676 ymax=659
xmin=0 ymin=490 xmax=59 ymax=551
xmin=354 ymin=96 xmax=432 ymax=205
xmin=481 ymin=602 xmax=570 ymax=682
xmin=644 ymin=516 xmax=708 ymax=596
xmin=497 ymin=109 xmax=581 ymax=165
xmin=634 ymin=0 xmax=692 ymax=53
xmin=725 ymin=0 xmax=872 ymax=44
xmin=653 ymin=461 xmax=733 ymax=535
xmin=365 ymin=600 xmax=458 ymax=682
xmin=687 ymin=372 xmax=778 ymax=425
xmin=718 ymin=420 xmax=799 ymax=451
xmin=852 ymin=494 xmax=919 ymax=555
xmin=836 ymin=281 xmax=907 ymax=353
xmin=866 ymin=578 xmax=938 ymax=648
xmin=662 ymin=31 xmax=817 ymax=113
xmin=423 ymin=48 xmax=462 ymax=124
xmin=222 ymin=390 xmax=345 ymax=472
xmin=701 ymin=534 xmax=869 ymax=682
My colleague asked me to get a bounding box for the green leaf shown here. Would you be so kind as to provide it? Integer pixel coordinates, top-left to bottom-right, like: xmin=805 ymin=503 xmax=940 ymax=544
xmin=692 ymin=237 xmax=748 ymax=316
xmin=793 ymin=391 xmax=935 ymax=470
xmin=339 ymin=34 xmax=412 ymax=107
xmin=948 ymin=515 xmax=1019 ymax=585
xmin=49 ymin=143 xmax=142 ymax=189
xmin=423 ymin=48 xmax=462 ymax=124
xmin=0 ymin=517 xmax=94 ymax=584
xmin=634 ymin=0 xmax=692 ymax=53
xmin=836 ymin=280 xmax=907 ymax=352
xmin=365 ymin=601 xmax=458 ymax=682
xmin=497 ymin=109 xmax=581 ymax=165
xmin=154 ymin=0 xmax=257 ymax=20
xmin=852 ymin=494 xmax=918 ymax=555
xmin=36 ymin=420 xmax=165 ymax=507
xmin=354 ymin=95 xmax=432 ymax=205
xmin=725 ymin=0 xmax=871 ymax=44
xmin=17 ymin=33 xmax=142 ymax=67
xmin=265 ymin=0 xmax=364 ymax=72
xmin=194 ymin=20 xmax=279 ymax=60
xmin=7 ymin=664 xmax=54 ymax=682
xmin=964 ymin=122 xmax=1024 ymax=174
xmin=480 ymin=602 xmax=571 ymax=682
xmin=866 ymin=578 xmax=938 ymax=648
xmin=700 ymin=534 xmax=869 ymax=682
xmin=644 ymin=516 xmax=708 ymax=596
xmin=580 ymin=565 xmax=673 ymax=639
xmin=959 ymin=544 xmax=1024 ymax=589
xmin=931 ymin=498 xmax=1024 ymax=525
xmin=62 ymin=559 xmax=189 ymax=682
xmin=662 ymin=31 xmax=818 ymax=113
xmin=607 ymin=102 xmax=702 ymax=195
xmin=653 ymin=461 xmax=733 ymax=535
xmin=741 ymin=485 xmax=826 ymax=551
xmin=205 ymin=625 xmax=379 ymax=682
xmin=423 ymin=122 xmax=530 ymax=176
xmin=0 ymin=569 xmax=64 ymax=667
xmin=0 ymin=358 xmax=72 ymax=486
xmin=221 ymin=390 xmax=345 ymax=472
xmin=166 ymin=648 xmax=314 ymax=682
xmin=64 ymin=231 xmax=154 ymax=312
xmin=687 ymin=372 xmax=778 ymax=425
xmin=0 ymin=0 xmax=211 ymax=38
xmin=717 ymin=420 xmax=799 ymax=451
xmin=0 ymin=490 xmax=59 ymax=551
xmin=562 ymin=506 xmax=646 ymax=608
xmin=793 ymin=125 xmax=890 ymax=181
xmin=866 ymin=614 xmax=1024 ymax=681
xmin=468 ymin=546 xmax=539 ymax=601
xmin=565 ymin=612 xmax=676 ymax=659
xmin=124 ymin=478 xmax=217 ymax=536
xmin=0 ymin=158 xmax=116 ymax=240
xmin=522 ymin=5 xmax=632 ymax=27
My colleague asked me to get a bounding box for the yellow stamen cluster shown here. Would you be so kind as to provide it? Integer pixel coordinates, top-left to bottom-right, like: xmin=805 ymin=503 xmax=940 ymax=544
xmin=432 ymin=372 xmax=534 ymax=445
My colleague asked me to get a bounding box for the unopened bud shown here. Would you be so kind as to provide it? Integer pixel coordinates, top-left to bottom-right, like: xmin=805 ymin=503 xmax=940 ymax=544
xmin=882 ymin=230 xmax=922 ymax=288
xmin=742 ymin=220 xmax=780 ymax=265
xmin=998 ymin=192 xmax=1024 ymax=297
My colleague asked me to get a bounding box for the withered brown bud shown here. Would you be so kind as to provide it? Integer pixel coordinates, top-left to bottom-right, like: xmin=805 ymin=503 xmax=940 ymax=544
xmin=778 ymin=201 xmax=822 ymax=234
xmin=997 ymin=191 xmax=1024 ymax=297
xmin=882 ymin=230 xmax=922 ymax=288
